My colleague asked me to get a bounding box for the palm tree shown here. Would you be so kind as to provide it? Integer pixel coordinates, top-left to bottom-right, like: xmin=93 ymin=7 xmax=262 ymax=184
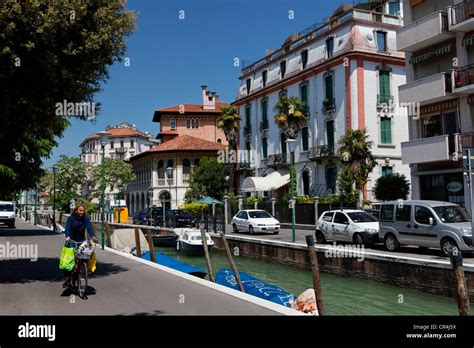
xmin=338 ymin=129 xmax=377 ymax=206
xmin=217 ymin=105 xmax=241 ymax=194
xmin=273 ymin=95 xmax=308 ymax=139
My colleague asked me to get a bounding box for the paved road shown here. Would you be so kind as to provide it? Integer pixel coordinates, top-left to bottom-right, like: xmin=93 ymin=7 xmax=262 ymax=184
xmin=0 ymin=219 xmax=283 ymax=315
xmin=224 ymin=224 xmax=474 ymax=265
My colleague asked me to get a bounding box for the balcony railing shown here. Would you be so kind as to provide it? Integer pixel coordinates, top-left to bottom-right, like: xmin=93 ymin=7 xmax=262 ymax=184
xmin=244 ymin=125 xmax=252 ymax=135
xmin=453 ymin=64 xmax=474 ymax=90
xmin=401 ymin=133 xmax=461 ymax=164
xmin=399 ymin=72 xmax=452 ymax=105
xmin=115 ymin=147 xmax=127 ymax=154
xmin=451 ymin=1 xmax=474 ymax=28
xmin=259 ymin=119 xmax=269 ymax=132
xmin=308 ymin=144 xmax=340 ymax=160
xmin=377 ymin=94 xmax=394 ymax=109
xmin=265 ymin=153 xmax=289 ymax=166
xmin=322 ymin=98 xmax=336 ymax=113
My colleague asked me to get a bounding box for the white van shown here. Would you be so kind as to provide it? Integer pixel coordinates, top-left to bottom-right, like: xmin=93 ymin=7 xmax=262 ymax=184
xmin=0 ymin=201 xmax=16 ymax=228
xmin=379 ymin=200 xmax=473 ymax=256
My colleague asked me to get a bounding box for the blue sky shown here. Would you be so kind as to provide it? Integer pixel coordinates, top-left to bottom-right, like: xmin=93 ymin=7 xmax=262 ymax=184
xmin=43 ymin=0 xmax=352 ymax=168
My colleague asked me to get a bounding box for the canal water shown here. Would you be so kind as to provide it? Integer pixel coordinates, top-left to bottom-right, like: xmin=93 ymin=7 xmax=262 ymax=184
xmin=154 ymin=245 xmax=473 ymax=315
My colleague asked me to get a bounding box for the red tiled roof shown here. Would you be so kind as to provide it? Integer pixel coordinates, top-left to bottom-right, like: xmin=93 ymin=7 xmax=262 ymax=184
xmin=153 ymin=102 xmax=230 ymax=122
xmin=130 ymin=135 xmax=225 ymax=160
xmin=86 ymin=127 xmax=149 ymax=141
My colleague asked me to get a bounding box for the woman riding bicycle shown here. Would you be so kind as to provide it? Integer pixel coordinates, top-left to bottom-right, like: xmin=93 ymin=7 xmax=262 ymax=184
xmin=63 ymin=203 xmax=98 ymax=288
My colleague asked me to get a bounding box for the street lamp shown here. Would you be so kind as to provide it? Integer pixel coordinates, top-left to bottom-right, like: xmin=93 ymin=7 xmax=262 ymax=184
xmin=286 ymin=138 xmax=297 ymax=243
xmin=52 ymin=165 xmax=57 ymax=224
xmin=34 ymin=187 xmax=38 ymax=225
xmin=166 ymin=166 xmax=174 ymax=226
xmin=99 ymin=130 xmax=109 ymax=250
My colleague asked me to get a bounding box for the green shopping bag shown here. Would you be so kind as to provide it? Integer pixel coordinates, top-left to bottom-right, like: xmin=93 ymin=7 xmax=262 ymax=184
xmin=59 ymin=245 xmax=75 ymax=271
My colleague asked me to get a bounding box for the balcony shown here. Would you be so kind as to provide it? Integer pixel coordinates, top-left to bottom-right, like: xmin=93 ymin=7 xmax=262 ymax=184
xmin=452 ymin=64 xmax=474 ymax=94
xmin=401 ymin=134 xmax=461 ymax=165
xmin=244 ymin=125 xmax=252 ymax=135
xmin=322 ymin=98 xmax=336 ymax=114
xmin=398 ymin=72 xmax=452 ymax=105
xmin=264 ymin=153 xmax=289 ymax=167
xmin=449 ymin=1 xmax=474 ymax=32
xmin=460 ymin=132 xmax=474 ymax=148
xmin=308 ymin=144 xmax=340 ymax=161
xmin=396 ymin=11 xmax=454 ymax=52
xmin=259 ymin=119 xmax=269 ymax=132
xmin=238 ymin=162 xmax=256 ymax=171
xmin=376 ymin=94 xmax=395 ymax=110
xmin=115 ymin=147 xmax=127 ymax=154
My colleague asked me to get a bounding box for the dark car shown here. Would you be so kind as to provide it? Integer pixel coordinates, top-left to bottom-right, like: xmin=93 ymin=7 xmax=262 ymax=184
xmin=133 ymin=206 xmax=162 ymax=226
xmin=166 ymin=210 xmax=196 ymax=227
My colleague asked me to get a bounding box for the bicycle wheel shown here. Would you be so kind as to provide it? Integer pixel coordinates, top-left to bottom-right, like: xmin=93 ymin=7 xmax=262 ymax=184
xmin=77 ymin=261 xmax=88 ymax=299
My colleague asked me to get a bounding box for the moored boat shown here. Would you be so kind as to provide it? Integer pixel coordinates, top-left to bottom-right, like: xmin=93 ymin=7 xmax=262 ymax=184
xmin=176 ymin=229 xmax=214 ymax=255
xmin=153 ymin=234 xmax=179 ymax=247
xmin=215 ymin=269 xmax=295 ymax=308
xmin=141 ymin=251 xmax=207 ymax=278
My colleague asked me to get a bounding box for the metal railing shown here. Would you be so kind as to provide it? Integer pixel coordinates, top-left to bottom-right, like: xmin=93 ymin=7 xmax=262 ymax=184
xmin=322 ymin=98 xmax=336 ymax=113
xmin=260 ymin=119 xmax=269 ymax=131
xmin=451 ymin=0 xmax=474 ymax=26
xmin=115 ymin=147 xmax=127 ymax=154
xmin=377 ymin=94 xmax=394 ymax=108
xmin=265 ymin=152 xmax=289 ymax=166
xmin=308 ymin=144 xmax=339 ymax=160
xmin=453 ymin=64 xmax=474 ymax=89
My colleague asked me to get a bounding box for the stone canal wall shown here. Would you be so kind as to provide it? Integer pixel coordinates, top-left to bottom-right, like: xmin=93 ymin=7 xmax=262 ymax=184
xmin=210 ymin=234 xmax=474 ymax=300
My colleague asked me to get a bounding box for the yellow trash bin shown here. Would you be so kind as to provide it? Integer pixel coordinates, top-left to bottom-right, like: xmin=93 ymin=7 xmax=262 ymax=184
xmin=114 ymin=207 xmax=128 ymax=223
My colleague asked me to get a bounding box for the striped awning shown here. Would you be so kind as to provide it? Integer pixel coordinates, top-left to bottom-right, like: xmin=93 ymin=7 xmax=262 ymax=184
xmin=241 ymin=170 xmax=290 ymax=192
xmin=462 ymin=32 xmax=474 ymax=47
xmin=409 ymin=42 xmax=453 ymax=65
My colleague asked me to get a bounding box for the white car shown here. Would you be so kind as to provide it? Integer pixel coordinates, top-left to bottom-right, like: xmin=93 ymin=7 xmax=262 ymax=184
xmin=316 ymin=209 xmax=379 ymax=245
xmin=0 ymin=201 xmax=16 ymax=228
xmin=232 ymin=210 xmax=280 ymax=235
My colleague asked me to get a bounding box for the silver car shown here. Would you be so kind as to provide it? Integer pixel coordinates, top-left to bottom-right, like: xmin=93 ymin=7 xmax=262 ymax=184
xmin=379 ymin=200 xmax=473 ymax=256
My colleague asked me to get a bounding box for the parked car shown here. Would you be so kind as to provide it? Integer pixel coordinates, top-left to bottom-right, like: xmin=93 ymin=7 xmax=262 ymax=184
xmin=315 ymin=209 xmax=379 ymax=245
xmin=232 ymin=210 xmax=280 ymax=234
xmin=166 ymin=210 xmax=197 ymax=227
xmin=132 ymin=206 xmax=162 ymax=226
xmin=379 ymin=200 xmax=473 ymax=256
xmin=0 ymin=201 xmax=16 ymax=228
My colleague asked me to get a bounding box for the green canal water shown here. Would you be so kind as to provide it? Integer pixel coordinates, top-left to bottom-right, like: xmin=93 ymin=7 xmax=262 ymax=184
xmin=153 ymin=246 xmax=473 ymax=315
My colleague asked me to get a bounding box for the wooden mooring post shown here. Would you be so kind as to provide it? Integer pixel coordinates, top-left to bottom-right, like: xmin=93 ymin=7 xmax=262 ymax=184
xmin=220 ymin=232 xmax=245 ymax=292
xmin=200 ymin=228 xmax=215 ymax=282
xmin=449 ymin=249 xmax=470 ymax=316
xmin=146 ymin=229 xmax=156 ymax=263
xmin=305 ymin=235 xmax=325 ymax=315
xmin=134 ymin=228 xmax=142 ymax=258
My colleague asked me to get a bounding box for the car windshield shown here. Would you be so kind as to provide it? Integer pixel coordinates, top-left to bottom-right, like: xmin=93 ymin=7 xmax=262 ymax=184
xmin=0 ymin=204 xmax=13 ymax=212
xmin=180 ymin=212 xmax=193 ymax=218
xmin=191 ymin=236 xmax=202 ymax=240
xmin=433 ymin=206 xmax=471 ymax=223
xmin=347 ymin=212 xmax=377 ymax=223
xmin=248 ymin=211 xmax=272 ymax=219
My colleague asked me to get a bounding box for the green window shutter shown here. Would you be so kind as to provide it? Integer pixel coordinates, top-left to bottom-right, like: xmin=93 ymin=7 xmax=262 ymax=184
xmin=262 ymin=137 xmax=268 ymax=159
xmin=261 ymin=100 xmax=267 ymax=122
xmin=379 ymin=71 xmax=390 ymax=102
xmin=325 ymin=75 xmax=333 ymax=100
xmin=381 ymin=117 xmax=392 ymax=144
xmin=281 ymin=133 xmax=287 ymax=155
xmin=382 ymin=166 xmax=393 ymax=177
xmin=302 ymin=127 xmax=309 ymax=151
xmin=301 ymin=85 xmax=308 ymax=105
xmin=326 ymin=120 xmax=334 ymax=152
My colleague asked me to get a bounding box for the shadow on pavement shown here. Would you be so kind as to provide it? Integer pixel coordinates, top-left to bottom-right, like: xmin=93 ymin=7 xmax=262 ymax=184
xmin=0 ymin=227 xmax=59 ymax=237
xmin=117 ymin=309 xmax=166 ymax=316
xmin=0 ymin=257 xmax=129 ymax=284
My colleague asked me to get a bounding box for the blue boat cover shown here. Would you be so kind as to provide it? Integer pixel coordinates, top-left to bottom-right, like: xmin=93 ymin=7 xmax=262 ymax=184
xmin=141 ymin=251 xmax=207 ymax=277
xmin=215 ymin=269 xmax=295 ymax=308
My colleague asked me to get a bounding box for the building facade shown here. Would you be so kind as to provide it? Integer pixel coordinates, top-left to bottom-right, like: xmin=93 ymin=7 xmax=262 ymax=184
xmin=124 ymin=85 xmax=229 ymax=215
xmin=398 ymin=0 xmax=474 ymax=208
xmin=234 ymin=1 xmax=410 ymax=202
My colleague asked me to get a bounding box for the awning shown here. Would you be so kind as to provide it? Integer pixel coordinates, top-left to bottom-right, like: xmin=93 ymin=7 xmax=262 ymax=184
xmin=240 ymin=170 xmax=290 ymax=192
xmin=462 ymin=32 xmax=474 ymax=47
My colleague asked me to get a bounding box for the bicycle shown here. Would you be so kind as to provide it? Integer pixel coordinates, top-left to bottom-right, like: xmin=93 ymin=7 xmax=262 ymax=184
xmin=66 ymin=240 xmax=95 ymax=299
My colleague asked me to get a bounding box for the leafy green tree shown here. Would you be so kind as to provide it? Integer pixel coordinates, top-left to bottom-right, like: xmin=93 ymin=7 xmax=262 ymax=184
xmin=90 ymin=158 xmax=136 ymax=199
xmin=338 ymin=129 xmax=377 ymax=206
xmin=374 ymin=174 xmax=410 ymax=201
xmin=217 ymin=105 xmax=241 ymax=195
xmin=0 ymin=0 xmax=136 ymax=196
xmin=52 ymin=155 xmax=87 ymax=212
xmin=185 ymin=157 xmax=227 ymax=200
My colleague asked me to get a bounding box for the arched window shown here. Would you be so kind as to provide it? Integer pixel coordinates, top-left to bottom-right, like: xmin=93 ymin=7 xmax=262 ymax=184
xmin=167 ymin=159 xmax=174 ymax=169
xmin=186 ymin=118 xmax=191 ymax=129
xmin=195 ymin=118 xmax=199 ymax=129
xmin=158 ymin=160 xmax=164 ymax=179
xmin=191 ymin=119 xmax=196 ymax=129
xmin=183 ymin=159 xmax=191 ymax=175
xmin=170 ymin=118 xmax=176 ymax=130
xmin=217 ymin=139 xmax=222 ymax=144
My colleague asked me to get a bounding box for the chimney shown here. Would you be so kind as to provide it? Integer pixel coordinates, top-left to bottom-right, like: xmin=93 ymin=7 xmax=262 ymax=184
xmin=202 ymin=85 xmax=216 ymax=110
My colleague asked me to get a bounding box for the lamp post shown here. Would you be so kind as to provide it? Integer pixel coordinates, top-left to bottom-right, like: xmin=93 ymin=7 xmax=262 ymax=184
xmin=166 ymin=166 xmax=174 ymax=227
xmin=34 ymin=187 xmax=38 ymax=225
xmin=99 ymin=131 xmax=109 ymax=250
xmin=286 ymin=138 xmax=297 ymax=243
xmin=52 ymin=165 xmax=57 ymax=224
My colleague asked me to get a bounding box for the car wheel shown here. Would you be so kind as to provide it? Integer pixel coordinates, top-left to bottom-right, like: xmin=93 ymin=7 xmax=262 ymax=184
xmin=232 ymin=223 xmax=238 ymax=233
xmin=353 ymin=233 xmax=365 ymax=245
xmin=384 ymin=234 xmax=399 ymax=252
xmin=249 ymin=225 xmax=254 ymax=235
xmin=441 ymin=238 xmax=459 ymax=257
xmin=273 ymin=230 xmax=279 ymax=235
xmin=315 ymin=230 xmax=326 ymax=244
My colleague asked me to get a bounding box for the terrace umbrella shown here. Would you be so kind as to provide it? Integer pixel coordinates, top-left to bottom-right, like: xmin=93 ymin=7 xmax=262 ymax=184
xmin=196 ymin=196 xmax=223 ymax=216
